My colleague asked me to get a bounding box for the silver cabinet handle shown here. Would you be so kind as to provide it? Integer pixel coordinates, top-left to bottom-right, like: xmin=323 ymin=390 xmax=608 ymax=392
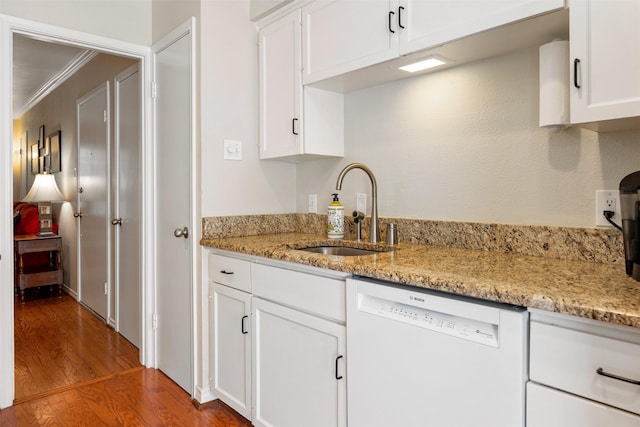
xmin=111 ymin=218 xmax=123 ymax=226
xmin=74 ymin=212 xmax=83 ymax=218
xmin=174 ymin=227 xmax=189 ymax=239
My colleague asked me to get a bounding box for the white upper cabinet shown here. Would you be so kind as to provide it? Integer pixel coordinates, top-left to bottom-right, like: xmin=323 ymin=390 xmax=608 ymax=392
xmin=259 ymin=10 xmax=302 ymax=159
xmin=570 ymin=0 xmax=640 ymax=130
xmin=301 ymin=0 xmax=565 ymax=85
xmin=302 ymin=0 xmax=397 ymax=85
xmin=259 ymin=9 xmax=344 ymax=161
xmin=398 ymin=0 xmax=565 ymax=55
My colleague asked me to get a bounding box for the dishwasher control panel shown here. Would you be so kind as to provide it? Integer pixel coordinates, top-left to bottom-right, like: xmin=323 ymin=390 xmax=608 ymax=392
xmin=358 ymin=294 xmax=499 ymax=347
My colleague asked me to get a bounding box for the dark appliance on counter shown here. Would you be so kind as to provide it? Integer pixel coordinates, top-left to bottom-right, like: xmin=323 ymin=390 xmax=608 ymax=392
xmin=620 ymin=171 xmax=640 ymax=280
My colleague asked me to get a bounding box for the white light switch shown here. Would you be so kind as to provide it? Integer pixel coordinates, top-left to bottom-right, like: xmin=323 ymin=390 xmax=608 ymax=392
xmin=223 ymin=139 xmax=242 ymax=160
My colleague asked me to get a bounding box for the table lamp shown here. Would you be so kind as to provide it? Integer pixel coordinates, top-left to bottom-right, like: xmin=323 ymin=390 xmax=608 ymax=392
xmin=22 ymin=173 xmax=65 ymax=236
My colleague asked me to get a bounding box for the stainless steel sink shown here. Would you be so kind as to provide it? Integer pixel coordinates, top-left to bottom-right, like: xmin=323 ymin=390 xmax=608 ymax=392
xmin=298 ymin=246 xmax=380 ymax=256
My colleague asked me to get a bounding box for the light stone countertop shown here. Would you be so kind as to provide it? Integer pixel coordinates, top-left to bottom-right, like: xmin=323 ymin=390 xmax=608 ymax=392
xmin=200 ymin=232 xmax=640 ymax=329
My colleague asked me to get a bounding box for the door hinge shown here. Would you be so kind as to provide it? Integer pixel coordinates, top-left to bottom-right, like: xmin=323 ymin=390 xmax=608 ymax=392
xmin=103 ymin=110 xmax=107 ymax=123
xmin=152 ymin=313 xmax=158 ymax=329
xmin=151 ymin=81 xmax=158 ymax=99
xmin=104 ymin=282 xmax=108 ymax=295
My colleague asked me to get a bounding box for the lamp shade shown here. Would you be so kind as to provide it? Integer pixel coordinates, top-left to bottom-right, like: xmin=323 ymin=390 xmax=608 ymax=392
xmin=23 ymin=173 xmax=65 ymax=202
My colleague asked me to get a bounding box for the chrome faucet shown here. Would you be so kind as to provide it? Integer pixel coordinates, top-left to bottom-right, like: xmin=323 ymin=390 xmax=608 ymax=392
xmin=336 ymin=163 xmax=380 ymax=243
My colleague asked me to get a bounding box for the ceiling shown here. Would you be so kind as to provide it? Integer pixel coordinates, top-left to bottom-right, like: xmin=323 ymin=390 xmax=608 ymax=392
xmin=13 ymin=35 xmax=96 ymax=119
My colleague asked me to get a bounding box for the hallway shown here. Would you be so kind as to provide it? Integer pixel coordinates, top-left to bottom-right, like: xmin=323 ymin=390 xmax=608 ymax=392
xmin=2 ymin=291 xmax=251 ymax=426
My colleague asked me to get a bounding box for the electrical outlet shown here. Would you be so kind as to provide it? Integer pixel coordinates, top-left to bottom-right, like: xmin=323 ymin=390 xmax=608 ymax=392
xmin=595 ymin=190 xmax=621 ymax=227
xmin=356 ymin=193 xmax=367 ymax=214
xmin=308 ymin=194 xmax=317 ymax=213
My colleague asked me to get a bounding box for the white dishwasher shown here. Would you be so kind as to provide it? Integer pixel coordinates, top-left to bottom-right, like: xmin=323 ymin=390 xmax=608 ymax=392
xmin=346 ymin=277 xmax=528 ymax=427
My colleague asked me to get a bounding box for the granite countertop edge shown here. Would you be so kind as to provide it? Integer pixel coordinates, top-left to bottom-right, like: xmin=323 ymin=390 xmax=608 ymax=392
xmin=200 ymin=233 xmax=640 ymax=330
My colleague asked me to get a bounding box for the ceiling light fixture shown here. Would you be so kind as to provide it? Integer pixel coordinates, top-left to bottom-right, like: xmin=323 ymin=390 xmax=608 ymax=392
xmin=399 ymin=57 xmax=447 ymax=73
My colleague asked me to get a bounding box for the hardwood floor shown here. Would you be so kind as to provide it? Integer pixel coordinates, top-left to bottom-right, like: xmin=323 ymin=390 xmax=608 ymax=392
xmin=4 ymin=290 xmax=251 ymax=426
xmin=13 ymin=291 xmax=140 ymax=400
xmin=2 ymin=369 xmax=252 ymax=426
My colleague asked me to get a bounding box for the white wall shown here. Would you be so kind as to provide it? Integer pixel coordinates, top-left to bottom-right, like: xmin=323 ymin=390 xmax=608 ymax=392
xmin=152 ymin=0 xmax=199 ymax=43
xmin=200 ymin=0 xmax=296 ymax=216
xmin=0 ymin=0 xmax=152 ymax=45
xmin=296 ymin=47 xmax=640 ymax=228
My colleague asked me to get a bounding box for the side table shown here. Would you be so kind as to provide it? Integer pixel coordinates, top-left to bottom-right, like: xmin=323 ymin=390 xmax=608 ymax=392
xmin=14 ymin=234 xmax=63 ymax=303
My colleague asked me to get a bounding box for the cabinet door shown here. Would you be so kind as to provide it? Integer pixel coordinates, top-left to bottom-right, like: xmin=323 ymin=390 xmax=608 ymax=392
xmin=571 ymin=0 xmax=640 ymax=124
xmin=252 ymin=297 xmax=346 ymax=427
xmin=398 ymin=0 xmax=565 ymax=55
xmin=527 ymin=382 xmax=640 ymax=427
xmin=210 ymin=283 xmax=251 ymax=419
xmin=259 ymin=10 xmax=302 ymax=159
xmin=302 ymin=0 xmax=397 ymax=84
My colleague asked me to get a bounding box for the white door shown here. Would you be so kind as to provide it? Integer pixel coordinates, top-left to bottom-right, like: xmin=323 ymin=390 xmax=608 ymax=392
xmin=153 ymin=20 xmax=195 ymax=393
xmin=301 ymin=0 xmax=397 ymax=84
xmin=114 ymin=64 xmax=141 ymax=347
xmin=252 ymin=297 xmax=347 ymax=427
xmin=211 ymin=283 xmax=252 ymax=419
xmin=259 ymin=10 xmax=302 ymax=159
xmin=398 ymin=0 xmax=564 ymax=55
xmin=570 ymin=0 xmax=640 ymax=124
xmin=77 ymin=82 xmax=110 ymax=320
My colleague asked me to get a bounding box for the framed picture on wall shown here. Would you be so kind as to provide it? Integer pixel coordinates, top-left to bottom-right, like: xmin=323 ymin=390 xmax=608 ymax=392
xmin=38 ymin=125 xmax=45 ymax=149
xmin=30 ymin=143 xmax=39 ymax=174
xmin=39 ymin=155 xmax=46 ymax=173
xmin=48 ymin=130 xmax=61 ymax=173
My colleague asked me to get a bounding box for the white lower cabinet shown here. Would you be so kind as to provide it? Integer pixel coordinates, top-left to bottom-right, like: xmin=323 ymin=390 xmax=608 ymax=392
xmin=209 ymin=254 xmax=252 ymax=420
xmin=527 ymin=382 xmax=640 ymax=427
xmin=210 ymin=283 xmax=252 ymax=418
xmin=251 ymin=263 xmax=347 ymax=427
xmin=209 ymin=253 xmax=347 ymax=426
xmin=252 ymin=297 xmax=346 ymax=427
xmin=528 ymin=310 xmax=640 ymax=426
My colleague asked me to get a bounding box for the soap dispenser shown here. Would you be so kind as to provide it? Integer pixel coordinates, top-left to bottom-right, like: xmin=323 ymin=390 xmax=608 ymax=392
xmin=327 ymin=193 xmax=344 ymax=239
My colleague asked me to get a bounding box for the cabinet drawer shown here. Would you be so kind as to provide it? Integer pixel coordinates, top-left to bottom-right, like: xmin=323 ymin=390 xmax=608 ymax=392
xmin=251 ymin=263 xmax=345 ymax=322
xmin=527 ymin=382 xmax=640 ymax=427
xmin=530 ymin=321 xmax=640 ymax=415
xmin=209 ymin=254 xmax=251 ymax=293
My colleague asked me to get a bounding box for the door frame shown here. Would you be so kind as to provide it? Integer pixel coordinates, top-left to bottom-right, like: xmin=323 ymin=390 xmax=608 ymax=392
xmin=0 ymin=14 xmax=155 ymax=408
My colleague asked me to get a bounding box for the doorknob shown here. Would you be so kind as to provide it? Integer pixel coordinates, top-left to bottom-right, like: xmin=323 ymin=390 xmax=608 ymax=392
xmin=174 ymin=227 xmax=189 ymax=239
xmin=112 ymin=218 xmax=123 ymax=226
xmin=74 ymin=212 xmax=83 ymax=218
